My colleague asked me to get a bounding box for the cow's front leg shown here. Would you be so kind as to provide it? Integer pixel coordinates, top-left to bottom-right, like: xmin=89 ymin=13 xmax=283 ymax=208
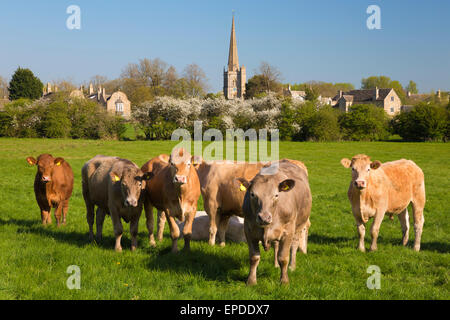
xmin=130 ymin=214 xmax=140 ymax=251
xmin=355 ymin=217 xmax=366 ymax=252
xmin=156 ymin=210 xmax=166 ymax=242
xmin=182 ymin=210 xmax=195 ymax=251
xmin=217 ymin=215 xmax=231 ymax=247
xmin=273 ymin=241 xmax=280 ymax=268
xmin=370 ymin=213 xmax=385 ymax=252
xmin=278 ymin=236 xmax=293 ymax=285
xmin=54 ymin=203 xmax=63 ymax=227
xmin=40 ymin=209 xmax=50 ymax=226
xmin=110 ymin=210 xmax=123 ymax=252
xmin=144 ymin=198 xmax=156 ymax=247
xmin=246 ymin=238 xmax=261 ymax=286
xmin=166 ymin=214 xmax=180 ymax=253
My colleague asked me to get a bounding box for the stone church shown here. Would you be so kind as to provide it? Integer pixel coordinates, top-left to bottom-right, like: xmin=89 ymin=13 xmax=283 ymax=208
xmin=223 ymin=15 xmax=246 ymax=99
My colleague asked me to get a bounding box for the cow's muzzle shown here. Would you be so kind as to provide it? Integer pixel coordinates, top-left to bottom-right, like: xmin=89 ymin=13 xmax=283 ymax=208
xmin=256 ymin=212 xmax=272 ymax=226
xmin=124 ymin=198 xmax=138 ymax=208
xmin=173 ymin=175 xmax=187 ymax=184
xmin=41 ymin=176 xmax=51 ymax=183
xmin=354 ymin=180 xmax=366 ymax=189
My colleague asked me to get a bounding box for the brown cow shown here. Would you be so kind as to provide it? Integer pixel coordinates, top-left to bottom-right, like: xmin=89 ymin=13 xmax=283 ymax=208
xmin=141 ymin=148 xmax=201 ymax=253
xmin=82 ymin=155 xmax=152 ymax=252
xmin=26 ymin=154 xmax=74 ymax=226
xmin=193 ymin=157 xmax=308 ymax=247
xmin=193 ymin=158 xmax=266 ymax=246
xmin=341 ymin=154 xmax=426 ymax=252
xmin=240 ymin=160 xmax=312 ymax=285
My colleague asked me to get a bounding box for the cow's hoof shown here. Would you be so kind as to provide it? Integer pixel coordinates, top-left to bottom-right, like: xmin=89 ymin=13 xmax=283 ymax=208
xmin=280 ymin=278 xmax=290 ymax=286
xmin=289 ymin=265 xmax=296 ymax=271
xmin=219 ymin=242 xmax=226 ymax=248
xmin=131 ymin=246 xmax=137 ymax=252
xmin=115 ymin=247 xmax=123 ymax=253
xmin=246 ymin=278 xmax=257 ymax=286
xmin=413 ymin=246 xmax=420 ymax=252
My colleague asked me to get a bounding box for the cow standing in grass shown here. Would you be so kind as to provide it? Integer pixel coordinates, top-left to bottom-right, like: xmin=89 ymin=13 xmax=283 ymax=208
xmin=82 ymin=155 xmax=152 ymax=252
xmin=340 ymin=154 xmax=426 ymax=252
xmin=240 ymin=160 xmax=312 ymax=285
xmin=26 ymin=154 xmax=74 ymax=226
xmin=141 ymin=148 xmax=200 ymax=253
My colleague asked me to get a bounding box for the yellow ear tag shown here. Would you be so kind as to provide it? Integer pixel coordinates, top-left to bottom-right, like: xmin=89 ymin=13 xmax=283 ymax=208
xmin=56 ymin=162 xmax=61 ymax=166
xmin=114 ymin=175 xmax=120 ymax=182
xmin=27 ymin=160 xmax=33 ymax=165
xmin=282 ymin=185 xmax=290 ymax=191
xmin=239 ymin=184 xmax=247 ymax=192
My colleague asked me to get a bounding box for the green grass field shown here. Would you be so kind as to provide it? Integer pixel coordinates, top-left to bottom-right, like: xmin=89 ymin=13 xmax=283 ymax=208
xmin=0 ymin=138 xmax=448 ymax=300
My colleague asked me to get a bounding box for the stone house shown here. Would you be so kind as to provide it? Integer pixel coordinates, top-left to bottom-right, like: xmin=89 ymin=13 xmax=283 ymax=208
xmin=43 ymin=83 xmax=131 ymax=119
xmin=332 ymin=87 xmax=402 ymax=115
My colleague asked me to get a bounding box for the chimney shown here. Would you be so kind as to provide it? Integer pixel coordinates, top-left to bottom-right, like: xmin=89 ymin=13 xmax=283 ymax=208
xmin=89 ymin=83 xmax=94 ymax=95
xmin=407 ymin=91 xmax=411 ymax=97
xmin=102 ymin=88 xmax=106 ymax=101
xmin=436 ymin=89 xmax=441 ymax=99
xmin=374 ymin=86 xmax=379 ymax=100
xmin=47 ymin=82 xmax=52 ymax=94
xmin=338 ymin=90 xmax=343 ymax=98
xmin=97 ymin=86 xmax=102 ymax=101
xmin=54 ymin=86 xmax=58 ymax=93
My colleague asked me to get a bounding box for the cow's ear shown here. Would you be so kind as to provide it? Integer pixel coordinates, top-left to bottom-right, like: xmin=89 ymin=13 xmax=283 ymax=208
xmin=370 ymin=160 xmax=382 ymax=170
xmin=142 ymin=172 xmax=154 ymax=181
xmin=340 ymin=158 xmax=351 ymax=168
xmin=110 ymin=171 xmax=121 ymax=182
xmin=279 ymin=179 xmax=295 ymax=192
xmin=26 ymin=157 xmax=37 ymax=165
xmin=158 ymin=154 xmax=169 ymax=163
xmin=235 ymin=177 xmax=250 ymax=192
xmin=192 ymin=155 xmax=203 ymax=167
xmin=54 ymin=157 xmax=64 ymax=166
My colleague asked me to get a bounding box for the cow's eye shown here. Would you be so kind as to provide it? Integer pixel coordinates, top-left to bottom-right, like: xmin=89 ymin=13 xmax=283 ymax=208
xmin=250 ymin=192 xmax=255 ymax=198
xmin=367 ymin=168 xmax=370 ymax=172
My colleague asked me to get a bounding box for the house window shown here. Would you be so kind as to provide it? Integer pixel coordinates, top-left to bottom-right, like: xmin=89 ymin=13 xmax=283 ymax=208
xmin=391 ymin=96 xmax=395 ymax=101
xmin=390 ymin=107 xmax=394 ymax=113
xmin=116 ymin=102 xmax=124 ymax=113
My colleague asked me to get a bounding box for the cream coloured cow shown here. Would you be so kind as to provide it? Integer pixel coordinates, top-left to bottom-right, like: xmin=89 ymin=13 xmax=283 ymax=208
xmin=341 ymin=154 xmax=426 ymax=252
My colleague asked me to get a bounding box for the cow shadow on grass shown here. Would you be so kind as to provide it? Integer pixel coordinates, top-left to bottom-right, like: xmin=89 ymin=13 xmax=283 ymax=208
xmin=144 ymin=243 xmax=246 ymax=283
xmin=308 ymin=232 xmax=450 ymax=253
xmin=0 ymin=217 xmax=118 ymax=250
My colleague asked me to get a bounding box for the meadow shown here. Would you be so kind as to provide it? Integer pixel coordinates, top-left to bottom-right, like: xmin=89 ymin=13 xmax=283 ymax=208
xmin=0 ymin=138 xmax=448 ymax=300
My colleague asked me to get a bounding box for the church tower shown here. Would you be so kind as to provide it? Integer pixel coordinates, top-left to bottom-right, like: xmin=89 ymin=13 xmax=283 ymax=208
xmin=223 ymin=14 xmax=246 ymax=99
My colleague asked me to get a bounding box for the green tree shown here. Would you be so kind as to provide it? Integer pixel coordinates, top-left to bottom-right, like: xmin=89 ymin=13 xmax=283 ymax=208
xmin=405 ymin=80 xmax=418 ymax=94
xmin=245 ymin=75 xmax=267 ymax=99
xmin=339 ymin=104 xmax=390 ymax=141
xmin=8 ymin=67 xmax=43 ymax=101
xmin=361 ymin=76 xmax=391 ymax=89
xmin=391 ymin=103 xmax=448 ymax=141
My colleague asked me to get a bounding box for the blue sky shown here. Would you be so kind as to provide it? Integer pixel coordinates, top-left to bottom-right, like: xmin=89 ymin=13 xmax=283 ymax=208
xmin=0 ymin=0 xmax=449 ymax=93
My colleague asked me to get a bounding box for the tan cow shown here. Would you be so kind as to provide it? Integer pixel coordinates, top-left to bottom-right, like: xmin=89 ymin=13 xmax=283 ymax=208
xmin=82 ymin=155 xmax=152 ymax=252
xmin=193 ymin=157 xmax=308 ymax=247
xmin=141 ymin=148 xmax=201 ymax=253
xmin=240 ymin=160 xmax=312 ymax=285
xmin=193 ymin=158 xmax=266 ymax=247
xmin=26 ymin=154 xmax=74 ymax=226
xmin=341 ymin=154 xmax=426 ymax=252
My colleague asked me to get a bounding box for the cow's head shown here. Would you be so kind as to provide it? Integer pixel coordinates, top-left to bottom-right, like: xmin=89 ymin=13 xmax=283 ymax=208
xmin=341 ymin=154 xmax=381 ymax=190
xmin=110 ymin=167 xmax=153 ymax=207
xmin=168 ymin=148 xmax=194 ymax=185
xmin=26 ymin=154 xmax=65 ymax=183
xmin=238 ymin=175 xmax=295 ymax=227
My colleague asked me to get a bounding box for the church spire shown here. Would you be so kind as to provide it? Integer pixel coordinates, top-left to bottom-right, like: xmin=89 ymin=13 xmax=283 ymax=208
xmin=228 ymin=13 xmax=239 ymax=71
